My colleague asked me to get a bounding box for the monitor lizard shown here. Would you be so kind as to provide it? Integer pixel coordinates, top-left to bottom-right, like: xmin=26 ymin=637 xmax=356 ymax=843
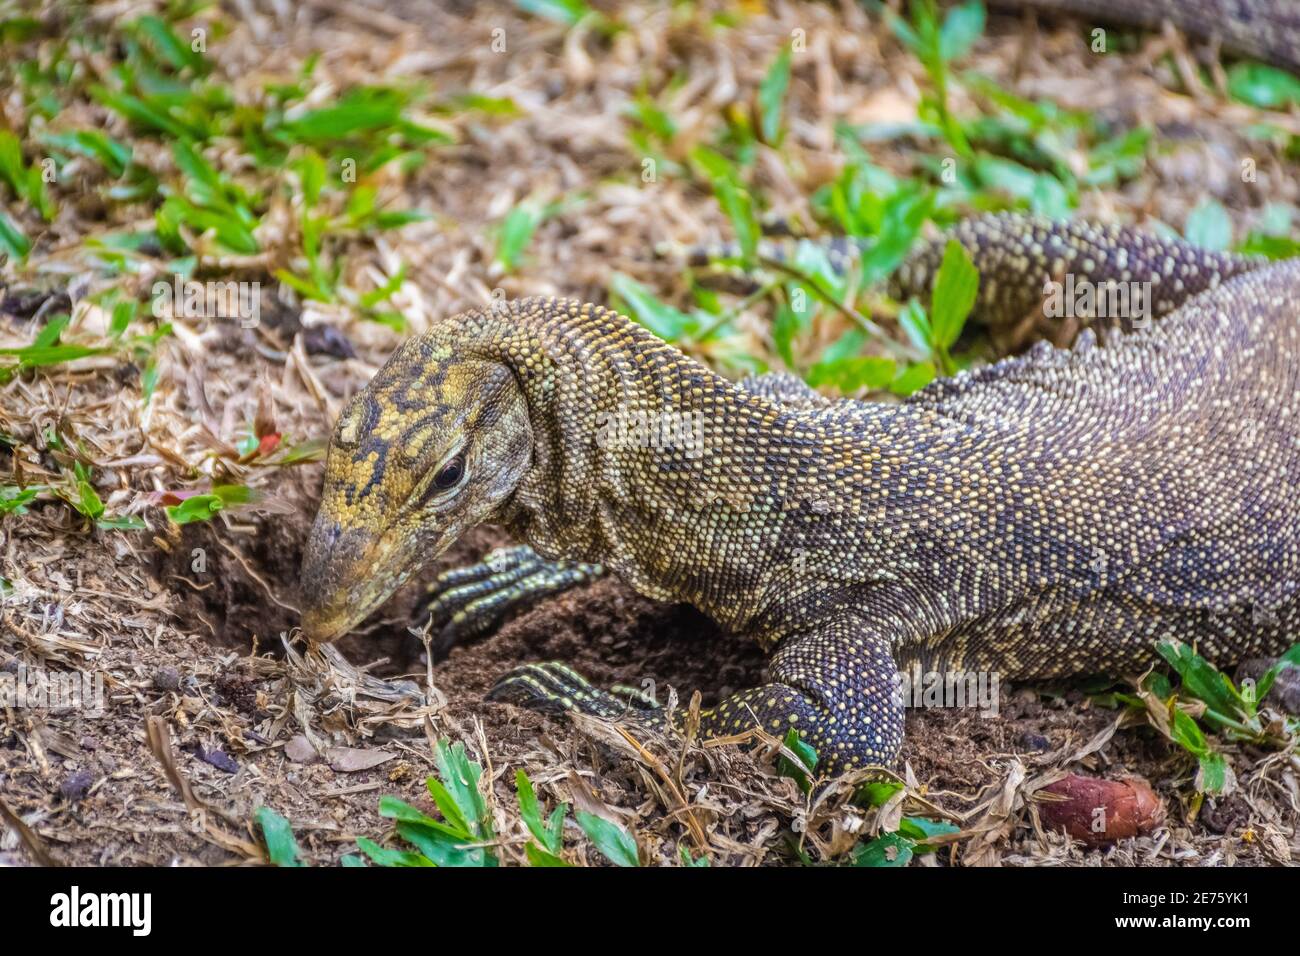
xmin=299 ymin=213 xmax=1299 ymax=773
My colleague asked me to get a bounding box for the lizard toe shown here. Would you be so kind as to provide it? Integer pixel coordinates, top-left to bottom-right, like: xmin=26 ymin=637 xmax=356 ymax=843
xmin=419 ymin=547 xmax=603 ymax=659
xmin=608 ymin=683 xmax=661 ymax=711
xmin=487 ymin=661 xmax=634 ymax=720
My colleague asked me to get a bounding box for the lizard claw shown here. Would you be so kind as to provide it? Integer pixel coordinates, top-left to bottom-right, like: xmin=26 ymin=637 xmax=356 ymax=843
xmin=487 ymin=661 xmax=661 ymax=722
xmin=418 ymin=546 xmax=602 ymax=659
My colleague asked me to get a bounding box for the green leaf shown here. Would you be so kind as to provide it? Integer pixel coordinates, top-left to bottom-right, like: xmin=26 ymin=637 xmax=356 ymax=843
xmin=1255 ymin=642 xmax=1300 ymax=706
xmin=929 ymin=238 xmax=979 ymax=351
xmin=378 ymin=795 xmax=461 ymax=836
xmin=447 ymin=93 xmax=522 ymax=116
xmin=1237 ymin=232 xmax=1300 ymax=260
xmin=22 ymin=162 xmax=52 ymax=222
xmin=1195 ymin=751 xmax=1230 ymax=795
xmin=271 ymin=438 xmax=328 ymax=464
xmin=574 ymin=811 xmax=639 ymax=867
xmin=819 ymin=329 xmax=868 ymax=365
xmin=1169 ymin=707 xmax=1210 ymax=756
xmin=70 ymin=461 xmax=104 ymax=521
xmin=890 ymin=360 xmax=937 ymax=395
xmin=0 ymin=210 xmax=29 ymax=262
xmin=134 ymin=15 xmax=207 ymax=74
xmin=858 ymin=186 xmax=935 ymax=287
xmin=433 ymin=739 xmax=492 ymax=841
xmin=713 ymin=177 xmax=760 ymax=264
xmin=164 ymin=485 xmax=253 ymax=525
xmin=974 ymin=156 xmax=1072 ymax=216
xmin=165 ymin=495 xmax=222 ymax=524
xmin=0 ymin=131 xmax=25 ymax=195
xmin=625 ymin=92 xmax=676 ymax=142
xmin=96 ymin=515 xmax=146 ymax=531
xmin=495 ymin=202 xmax=546 ymax=272
xmin=379 ymin=796 xmax=486 ymax=868
xmin=141 ymin=361 xmax=160 ymax=407
xmin=525 ymin=843 xmax=572 ymax=867
xmin=358 ymin=265 xmax=407 ymax=308
xmin=544 ymin=804 xmax=568 ymax=851
xmin=394 ymin=820 xmax=494 ymax=867
xmin=858 ymin=780 xmax=905 ymax=807
xmin=275 ymin=268 xmax=327 ymax=302
xmin=280 ymin=89 xmax=404 ymax=143
xmin=0 ymin=485 xmax=41 ymax=515
xmin=394 ymin=119 xmax=456 ymax=148
xmin=758 ymin=48 xmax=792 ymax=145
xmin=897 ymin=297 xmax=933 ymax=353
xmin=1184 ymin=200 xmax=1233 ymax=252
xmin=938 ymin=0 xmax=986 ymax=61
xmin=355 ymin=836 xmax=434 ymax=867
xmin=1143 ymin=670 xmax=1173 ymax=700
xmin=688 ymin=145 xmax=736 ymax=183
xmin=851 ymin=831 xmax=914 ymax=867
xmin=0 ymin=17 xmax=42 ymax=43
xmin=255 ymin=807 xmax=304 ymax=867
xmin=91 ymin=85 xmax=196 ymax=141
xmin=1258 ymin=202 xmax=1293 ymax=237
xmin=1028 ymin=174 xmax=1072 ymax=218
xmin=30 ymin=314 xmax=68 ymax=350
xmin=424 ymin=778 xmax=473 ymax=837
xmin=373 ymin=209 xmax=429 ymax=230
xmin=172 ymin=141 xmax=240 ymax=213
xmin=158 ymin=195 xmax=259 ymax=255
xmin=294 ymin=151 xmax=327 ymax=207
xmin=515 ymin=0 xmax=594 ymax=27
xmin=1085 ymin=127 xmax=1150 ymax=187
xmin=773 ymin=304 xmax=803 ymax=369
xmin=104 ymin=298 xmax=134 ymax=338
xmin=377 ymin=796 xmax=490 ymax=867
xmin=1227 ymin=62 xmax=1300 ymax=110
xmin=772 ymin=240 xmax=853 ymax=315
xmin=884 ymin=3 xmax=924 ymax=54
xmin=344 ymin=184 xmax=376 ymax=222
xmin=1156 ymin=640 xmax=1243 ymax=721
xmin=897 ymin=815 xmax=960 ymax=847
xmin=609 ymin=273 xmax=697 ymax=341
xmin=516 ymin=769 xmax=567 ymax=854
xmin=776 ymin=728 xmax=819 ymax=793
xmin=806 ymin=355 xmax=897 ymax=393
xmin=0 ymin=344 xmax=105 ymax=369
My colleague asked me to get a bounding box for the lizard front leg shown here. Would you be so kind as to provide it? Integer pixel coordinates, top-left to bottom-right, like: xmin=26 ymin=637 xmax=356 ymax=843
xmin=418 ymin=545 xmax=602 ymax=659
xmin=703 ymin=615 xmax=904 ymax=771
xmin=489 ymin=612 xmax=904 ymax=774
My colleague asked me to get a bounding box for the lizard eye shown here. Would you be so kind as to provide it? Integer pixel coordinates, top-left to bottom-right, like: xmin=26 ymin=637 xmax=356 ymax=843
xmin=412 ymin=453 xmax=467 ymax=511
xmin=432 ymin=454 xmax=466 ymax=491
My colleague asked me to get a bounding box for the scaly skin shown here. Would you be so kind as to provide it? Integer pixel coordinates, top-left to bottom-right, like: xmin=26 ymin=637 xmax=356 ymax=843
xmin=300 ymin=214 xmax=1300 ymax=774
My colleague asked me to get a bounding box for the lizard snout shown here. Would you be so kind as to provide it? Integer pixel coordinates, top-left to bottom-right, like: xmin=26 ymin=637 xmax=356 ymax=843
xmin=299 ymin=518 xmax=384 ymax=643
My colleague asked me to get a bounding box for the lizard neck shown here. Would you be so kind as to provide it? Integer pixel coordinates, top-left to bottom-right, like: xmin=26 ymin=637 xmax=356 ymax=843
xmin=446 ymin=297 xmax=755 ymax=565
xmin=442 ymin=297 xmax=923 ymax=636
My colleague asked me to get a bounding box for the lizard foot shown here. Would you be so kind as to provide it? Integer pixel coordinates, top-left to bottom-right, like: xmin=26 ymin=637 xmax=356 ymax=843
xmin=419 ymin=546 xmax=602 ymax=660
xmin=487 ymin=661 xmax=661 ymax=723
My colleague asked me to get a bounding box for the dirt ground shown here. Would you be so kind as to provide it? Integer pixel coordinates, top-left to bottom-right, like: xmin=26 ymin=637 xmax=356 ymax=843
xmin=1 ymin=0 xmax=1298 ymax=867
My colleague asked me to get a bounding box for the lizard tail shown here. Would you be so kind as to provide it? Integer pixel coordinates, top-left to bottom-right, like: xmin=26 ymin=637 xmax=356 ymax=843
xmin=890 ymin=213 xmax=1265 ymax=353
xmin=996 ymin=0 xmax=1300 ymax=73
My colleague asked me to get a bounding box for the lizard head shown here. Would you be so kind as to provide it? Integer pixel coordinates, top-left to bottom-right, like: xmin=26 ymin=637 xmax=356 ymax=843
xmin=299 ymin=335 xmax=533 ymax=642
